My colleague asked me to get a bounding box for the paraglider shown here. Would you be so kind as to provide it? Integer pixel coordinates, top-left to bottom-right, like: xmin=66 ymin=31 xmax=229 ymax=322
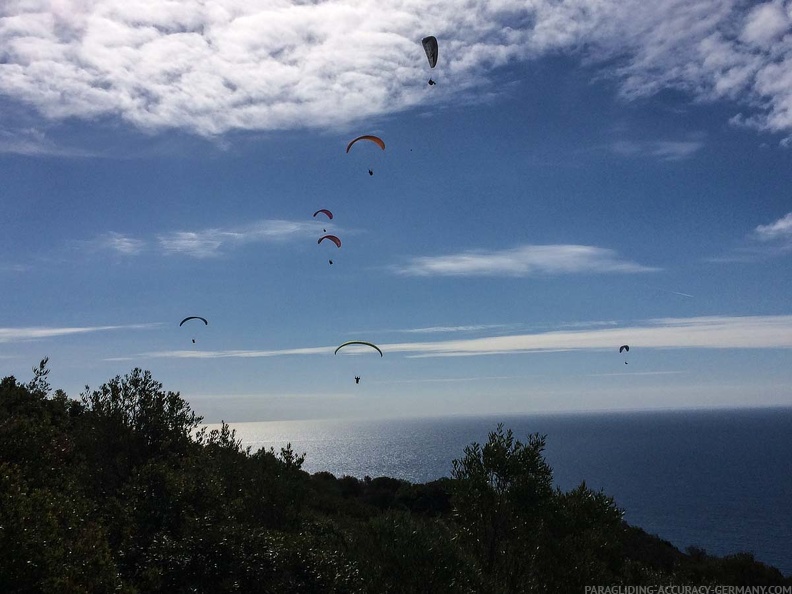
xmin=318 ymin=234 xmax=341 ymax=265
xmin=422 ymin=36 xmax=438 ymax=85
xmin=334 ymin=341 xmax=383 ymax=357
xmin=313 ymin=209 xmax=333 ymax=220
xmin=335 ymin=341 xmax=383 ymax=383
xmin=619 ymin=345 xmax=630 ymax=364
xmin=346 ymin=135 xmax=385 ymax=176
xmin=318 ymin=235 xmax=341 ymax=248
xmin=180 ymin=316 xmax=207 ymax=344
xmin=346 ymin=135 xmax=385 ymax=153
xmin=179 ymin=316 xmax=207 ymax=327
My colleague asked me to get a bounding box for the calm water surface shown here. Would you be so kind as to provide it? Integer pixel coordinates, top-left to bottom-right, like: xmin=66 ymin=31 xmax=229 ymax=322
xmin=206 ymin=407 xmax=792 ymax=575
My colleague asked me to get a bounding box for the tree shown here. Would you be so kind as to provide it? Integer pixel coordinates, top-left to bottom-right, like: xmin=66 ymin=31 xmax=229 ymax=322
xmin=76 ymin=368 xmax=203 ymax=496
xmin=451 ymin=424 xmax=554 ymax=591
xmin=80 ymin=367 xmax=202 ymax=454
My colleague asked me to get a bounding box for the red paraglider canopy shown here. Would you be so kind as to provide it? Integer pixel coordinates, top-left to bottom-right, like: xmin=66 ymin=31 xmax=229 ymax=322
xmin=318 ymin=235 xmax=341 ymax=248
xmin=313 ymin=209 xmax=333 ymax=220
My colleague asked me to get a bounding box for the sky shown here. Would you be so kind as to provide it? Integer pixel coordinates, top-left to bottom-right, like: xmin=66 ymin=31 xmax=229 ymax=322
xmin=2 ymin=0 xmax=792 ymax=423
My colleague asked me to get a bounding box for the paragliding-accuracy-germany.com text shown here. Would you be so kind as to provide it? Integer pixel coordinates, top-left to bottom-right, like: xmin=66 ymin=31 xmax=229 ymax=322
xmin=585 ymin=586 xmax=792 ymax=594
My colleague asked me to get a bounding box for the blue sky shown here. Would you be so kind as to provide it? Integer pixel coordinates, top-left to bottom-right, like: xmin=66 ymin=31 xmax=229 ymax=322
xmin=2 ymin=0 xmax=792 ymax=422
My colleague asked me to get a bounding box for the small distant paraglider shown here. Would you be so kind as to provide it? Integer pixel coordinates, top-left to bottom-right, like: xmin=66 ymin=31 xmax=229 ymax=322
xmin=314 ymin=209 xmax=333 ymax=232
xmin=422 ymin=36 xmax=438 ymax=85
xmin=180 ymin=316 xmax=208 ymax=344
xmin=318 ymin=234 xmax=341 ymax=265
xmin=619 ymin=344 xmax=630 ymax=364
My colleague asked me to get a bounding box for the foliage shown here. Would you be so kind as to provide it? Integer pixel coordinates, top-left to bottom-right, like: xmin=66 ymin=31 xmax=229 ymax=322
xmin=1 ymin=361 xmax=790 ymax=592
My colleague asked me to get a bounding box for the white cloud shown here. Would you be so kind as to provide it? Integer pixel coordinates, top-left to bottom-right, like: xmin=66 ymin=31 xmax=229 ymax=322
xmin=755 ymin=212 xmax=792 ymax=242
xmin=0 ymin=323 xmax=160 ymax=343
xmin=394 ymin=324 xmax=519 ymax=334
xmin=98 ymin=231 xmax=146 ymax=255
xmin=82 ymin=219 xmax=319 ymax=259
xmin=122 ymin=314 xmax=792 ymax=360
xmin=611 ymin=139 xmax=705 ymax=161
xmin=158 ymin=219 xmax=318 ymax=257
xmin=741 ymin=2 xmax=790 ymax=47
xmin=106 ymin=345 xmax=332 ymax=362
xmin=1 ymin=1 xmax=792 ymax=136
xmin=710 ymin=211 xmax=792 ymax=262
xmin=0 ymin=127 xmax=97 ymax=156
xmin=393 ymin=244 xmax=657 ymax=277
xmin=0 ymin=262 xmax=29 ymax=273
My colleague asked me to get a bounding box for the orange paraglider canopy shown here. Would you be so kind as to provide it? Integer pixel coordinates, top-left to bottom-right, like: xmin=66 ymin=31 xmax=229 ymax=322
xmin=346 ymin=135 xmax=385 ymax=153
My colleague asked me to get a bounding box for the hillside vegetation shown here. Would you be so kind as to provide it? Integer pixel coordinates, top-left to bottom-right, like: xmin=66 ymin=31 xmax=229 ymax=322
xmin=1 ymin=360 xmax=789 ymax=593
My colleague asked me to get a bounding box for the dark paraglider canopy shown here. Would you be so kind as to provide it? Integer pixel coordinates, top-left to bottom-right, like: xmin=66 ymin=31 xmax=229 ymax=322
xmin=422 ymin=36 xmax=438 ymax=68
xmin=619 ymin=345 xmax=629 ymax=353
xmin=313 ymin=209 xmax=333 ymax=220
xmin=334 ymin=341 xmax=383 ymax=357
xmin=179 ymin=316 xmax=208 ymax=327
xmin=318 ymin=235 xmax=342 ymax=248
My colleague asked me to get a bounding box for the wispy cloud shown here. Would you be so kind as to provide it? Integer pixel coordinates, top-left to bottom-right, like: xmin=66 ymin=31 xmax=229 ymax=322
xmin=393 ymin=245 xmax=657 ymax=277
xmin=120 ymin=315 xmax=792 ymax=360
xmin=1 ymin=1 xmax=792 ymax=138
xmin=98 ymin=232 xmax=147 ymax=255
xmin=392 ymin=315 xmax=792 ymax=357
xmin=0 ymin=127 xmax=97 ymax=157
xmin=611 ymin=139 xmax=705 ymax=161
xmin=589 ymin=370 xmax=685 ymax=377
xmin=0 ymin=323 xmax=161 ymax=344
xmin=714 ymin=212 xmax=792 ymax=262
xmin=391 ymin=324 xmax=520 ymax=334
xmin=370 ymin=375 xmax=530 ymax=384
xmin=0 ymin=262 xmax=29 ymax=273
xmin=83 ymin=219 xmax=320 ymax=259
xmin=105 ymin=346 xmax=331 ymax=362
xmin=158 ymin=220 xmax=318 ymax=258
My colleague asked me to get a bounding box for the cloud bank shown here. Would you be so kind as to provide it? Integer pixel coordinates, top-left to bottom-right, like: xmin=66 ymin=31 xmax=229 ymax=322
xmin=124 ymin=315 xmax=792 ymax=360
xmin=1 ymin=1 xmax=791 ymax=137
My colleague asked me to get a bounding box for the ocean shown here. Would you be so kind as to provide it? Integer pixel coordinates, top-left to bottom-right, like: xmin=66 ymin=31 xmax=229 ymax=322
xmin=206 ymin=407 xmax=792 ymax=575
